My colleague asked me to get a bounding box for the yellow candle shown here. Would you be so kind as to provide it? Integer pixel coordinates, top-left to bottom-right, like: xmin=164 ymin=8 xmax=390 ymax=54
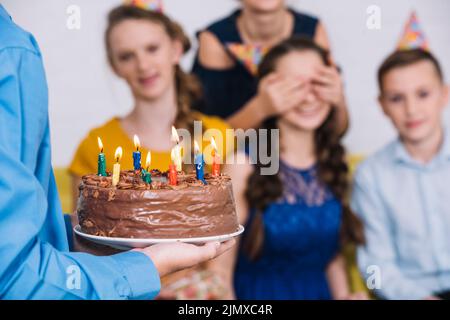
xmin=112 ymin=146 xmax=122 ymax=187
xmin=171 ymin=126 xmax=182 ymax=171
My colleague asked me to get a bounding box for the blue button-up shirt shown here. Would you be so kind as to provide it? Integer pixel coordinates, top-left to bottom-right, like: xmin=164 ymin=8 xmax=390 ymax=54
xmin=0 ymin=5 xmax=160 ymax=299
xmin=352 ymin=129 xmax=450 ymax=300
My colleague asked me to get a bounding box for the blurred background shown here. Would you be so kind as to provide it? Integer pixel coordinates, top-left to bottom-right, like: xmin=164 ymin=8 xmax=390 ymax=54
xmin=2 ymin=0 xmax=450 ymax=167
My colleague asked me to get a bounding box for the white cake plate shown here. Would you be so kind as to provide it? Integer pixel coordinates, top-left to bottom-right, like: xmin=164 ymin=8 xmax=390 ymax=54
xmin=73 ymin=225 xmax=245 ymax=250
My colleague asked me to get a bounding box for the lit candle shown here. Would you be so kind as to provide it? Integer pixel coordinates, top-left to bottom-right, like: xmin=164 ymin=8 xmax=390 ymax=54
xmin=210 ymin=137 xmax=221 ymax=177
xmin=194 ymin=140 xmax=206 ymax=184
xmin=97 ymin=137 xmax=107 ymax=176
xmin=169 ymin=148 xmax=178 ymax=185
xmin=171 ymin=126 xmax=182 ymax=172
xmin=112 ymin=146 xmax=122 ymax=187
xmin=133 ymin=134 xmax=141 ymax=171
xmin=142 ymin=151 xmax=152 ymax=184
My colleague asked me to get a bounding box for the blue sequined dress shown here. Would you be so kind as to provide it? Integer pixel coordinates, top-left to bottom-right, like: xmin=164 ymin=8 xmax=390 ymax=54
xmin=234 ymin=161 xmax=342 ymax=300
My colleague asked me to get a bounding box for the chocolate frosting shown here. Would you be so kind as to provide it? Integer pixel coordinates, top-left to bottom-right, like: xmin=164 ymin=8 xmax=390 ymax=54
xmin=77 ymin=170 xmax=239 ymax=239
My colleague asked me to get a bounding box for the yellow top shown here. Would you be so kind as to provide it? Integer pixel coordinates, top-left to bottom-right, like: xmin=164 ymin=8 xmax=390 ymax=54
xmin=69 ymin=112 xmax=233 ymax=177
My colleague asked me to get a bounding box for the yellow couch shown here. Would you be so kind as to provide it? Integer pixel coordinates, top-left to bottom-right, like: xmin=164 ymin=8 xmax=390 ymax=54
xmin=54 ymin=167 xmax=73 ymax=214
xmin=54 ymin=154 xmax=368 ymax=295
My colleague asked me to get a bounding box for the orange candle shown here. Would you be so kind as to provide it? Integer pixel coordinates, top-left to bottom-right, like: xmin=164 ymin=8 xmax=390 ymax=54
xmin=210 ymin=137 xmax=220 ymax=177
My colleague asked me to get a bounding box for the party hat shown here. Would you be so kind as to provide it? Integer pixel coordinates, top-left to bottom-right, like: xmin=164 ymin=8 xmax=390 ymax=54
xmin=123 ymin=0 xmax=164 ymax=12
xmin=226 ymin=43 xmax=270 ymax=76
xmin=397 ymin=11 xmax=429 ymax=51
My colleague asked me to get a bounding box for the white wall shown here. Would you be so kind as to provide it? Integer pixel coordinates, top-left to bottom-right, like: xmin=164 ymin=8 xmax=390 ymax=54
xmin=2 ymin=0 xmax=450 ymax=166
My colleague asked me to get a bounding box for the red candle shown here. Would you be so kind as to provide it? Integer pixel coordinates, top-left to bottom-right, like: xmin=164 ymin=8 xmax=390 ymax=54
xmin=169 ymin=148 xmax=178 ymax=185
xmin=210 ymin=137 xmax=220 ymax=177
xmin=169 ymin=164 xmax=177 ymax=186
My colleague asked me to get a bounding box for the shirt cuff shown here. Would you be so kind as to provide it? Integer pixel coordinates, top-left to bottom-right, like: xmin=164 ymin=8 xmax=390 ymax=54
xmin=64 ymin=214 xmax=74 ymax=252
xmin=110 ymin=251 xmax=161 ymax=300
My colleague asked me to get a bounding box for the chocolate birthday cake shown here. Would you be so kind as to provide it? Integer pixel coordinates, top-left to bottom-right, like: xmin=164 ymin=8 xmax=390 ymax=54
xmin=76 ymin=170 xmax=240 ymax=239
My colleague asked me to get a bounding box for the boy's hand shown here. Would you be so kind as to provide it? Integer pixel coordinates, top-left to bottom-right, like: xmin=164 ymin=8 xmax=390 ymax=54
xmin=135 ymin=240 xmax=236 ymax=278
xmin=69 ymin=213 xmax=236 ymax=276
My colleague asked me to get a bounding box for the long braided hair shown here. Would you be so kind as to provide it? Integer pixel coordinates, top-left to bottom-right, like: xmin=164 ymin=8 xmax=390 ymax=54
xmin=243 ymin=37 xmax=365 ymax=260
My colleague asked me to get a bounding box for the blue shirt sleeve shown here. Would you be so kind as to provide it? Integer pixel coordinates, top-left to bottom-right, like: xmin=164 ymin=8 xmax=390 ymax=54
xmin=351 ymin=164 xmax=431 ymax=300
xmin=0 ymin=43 xmax=160 ymax=299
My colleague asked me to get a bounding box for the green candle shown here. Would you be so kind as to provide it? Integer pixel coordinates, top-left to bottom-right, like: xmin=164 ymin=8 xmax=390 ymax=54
xmin=142 ymin=169 xmax=152 ymax=184
xmin=141 ymin=151 xmax=152 ymax=184
xmin=97 ymin=137 xmax=107 ymax=176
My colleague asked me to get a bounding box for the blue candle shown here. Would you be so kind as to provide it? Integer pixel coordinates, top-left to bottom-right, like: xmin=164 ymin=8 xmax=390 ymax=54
xmin=194 ymin=141 xmax=206 ymax=184
xmin=133 ymin=134 xmax=141 ymax=170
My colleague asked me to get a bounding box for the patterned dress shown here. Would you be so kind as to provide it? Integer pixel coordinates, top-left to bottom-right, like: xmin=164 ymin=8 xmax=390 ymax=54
xmin=234 ymin=161 xmax=342 ymax=300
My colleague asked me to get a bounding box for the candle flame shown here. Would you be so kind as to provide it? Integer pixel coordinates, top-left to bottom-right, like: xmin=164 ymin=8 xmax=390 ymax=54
xmin=210 ymin=137 xmax=218 ymax=155
xmin=171 ymin=126 xmax=179 ymax=144
xmin=170 ymin=147 xmax=176 ymax=163
xmin=115 ymin=146 xmax=123 ymax=162
xmin=145 ymin=151 xmax=151 ymax=170
xmin=194 ymin=140 xmax=200 ymax=154
xmin=133 ymin=134 xmax=140 ymax=151
xmin=97 ymin=137 xmax=104 ymax=153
